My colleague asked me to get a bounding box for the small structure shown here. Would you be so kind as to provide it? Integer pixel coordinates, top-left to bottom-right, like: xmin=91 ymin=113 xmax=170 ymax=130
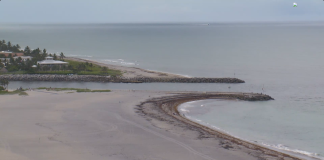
xmin=37 ymin=56 xmax=68 ymax=67
xmin=0 ymin=58 xmax=10 ymax=62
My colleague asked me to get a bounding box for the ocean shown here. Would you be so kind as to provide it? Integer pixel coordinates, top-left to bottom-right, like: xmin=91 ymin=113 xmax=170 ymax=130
xmin=1 ymin=23 xmax=324 ymax=159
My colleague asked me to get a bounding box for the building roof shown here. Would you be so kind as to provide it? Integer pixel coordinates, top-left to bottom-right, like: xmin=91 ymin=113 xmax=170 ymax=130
xmin=37 ymin=60 xmax=68 ymax=65
xmin=0 ymin=52 xmax=24 ymax=57
xmin=13 ymin=56 xmax=33 ymax=59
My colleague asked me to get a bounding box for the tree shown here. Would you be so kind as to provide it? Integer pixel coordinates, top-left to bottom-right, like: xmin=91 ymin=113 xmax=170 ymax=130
xmin=101 ymin=66 xmax=108 ymax=75
xmin=12 ymin=44 xmax=21 ymax=52
xmin=42 ymin=49 xmax=47 ymax=58
xmin=89 ymin=63 xmax=93 ymax=70
xmin=16 ymin=57 xmax=22 ymax=63
xmin=53 ymin=53 xmax=57 ymax=60
xmin=7 ymin=41 xmax=12 ymax=50
xmin=16 ymin=44 xmax=21 ymax=50
xmin=60 ymin=52 xmax=65 ymax=60
xmin=24 ymin=46 xmax=31 ymax=55
xmin=0 ymin=79 xmax=9 ymax=90
xmin=77 ymin=63 xmax=86 ymax=72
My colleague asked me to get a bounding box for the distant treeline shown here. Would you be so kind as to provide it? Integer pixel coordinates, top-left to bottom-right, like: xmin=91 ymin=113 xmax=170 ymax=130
xmin=0 ymin=39 xmax=65 ymax=72
xmin=0 ymin=40 xmax=121 ymax=76
xmin=0 ymin=39 xmax=65 ymax=61
xmin=0 ymin=40 xmax=21 ymax=53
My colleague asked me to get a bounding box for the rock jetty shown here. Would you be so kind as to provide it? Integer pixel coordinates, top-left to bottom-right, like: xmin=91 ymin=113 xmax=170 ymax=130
xmin=0 ymin=75 xmax=245 ymax=83
xmin=134 ymin=93 xmax=304 ymax=160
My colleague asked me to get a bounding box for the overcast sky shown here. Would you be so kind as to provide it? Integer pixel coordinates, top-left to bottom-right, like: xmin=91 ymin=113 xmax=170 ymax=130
xmin=1 ymin=0 xmax=324 ymax=23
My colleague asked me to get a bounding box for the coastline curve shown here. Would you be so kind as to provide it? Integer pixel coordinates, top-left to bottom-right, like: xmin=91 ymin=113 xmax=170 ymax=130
xmin=136 ymin=92 xmax=312 ymax=160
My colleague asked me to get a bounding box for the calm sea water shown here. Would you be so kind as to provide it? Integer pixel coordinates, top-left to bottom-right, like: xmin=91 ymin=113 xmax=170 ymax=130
xmin=1 ymin=23 xmax=324 ymax=159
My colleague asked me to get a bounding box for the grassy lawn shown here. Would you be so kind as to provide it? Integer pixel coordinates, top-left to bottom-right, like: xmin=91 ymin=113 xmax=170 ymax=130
xmin=0 ymin=90 xmax=28 ymax=96
xmin=37 ymin=87 xmax=111 ymax=93
xmin=0 ymin=71 xmax=28 ymax=75
xmin=63 ymin=60 xmax=122 ymax=76
xmin=0 ymin=59 xmax=122 ymax=76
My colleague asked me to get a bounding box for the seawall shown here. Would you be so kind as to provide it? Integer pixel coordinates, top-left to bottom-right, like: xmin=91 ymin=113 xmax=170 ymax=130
xmin=0 ymin=75 xmax=245 ymax=83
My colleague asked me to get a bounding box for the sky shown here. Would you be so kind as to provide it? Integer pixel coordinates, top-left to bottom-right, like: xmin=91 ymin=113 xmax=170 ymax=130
xmin=0 ymin=0 xmax=324 ymax=23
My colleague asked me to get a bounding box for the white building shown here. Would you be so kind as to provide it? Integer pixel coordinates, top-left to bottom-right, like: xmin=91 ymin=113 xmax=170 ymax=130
xmin=13 ymin=56 xmax=33 ymax=62
xmin=37 ymin=56 xmax=68 ymax=67
xmin=0 ymin=58 xmax=10 ymax=62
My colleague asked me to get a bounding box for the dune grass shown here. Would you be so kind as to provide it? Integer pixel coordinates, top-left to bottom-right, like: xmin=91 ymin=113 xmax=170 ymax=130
xmin=64 ymin=60 xmax=122 ymax=76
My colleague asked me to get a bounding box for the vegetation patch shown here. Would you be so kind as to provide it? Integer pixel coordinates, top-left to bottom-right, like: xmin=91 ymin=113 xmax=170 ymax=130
xmin=0 ymin=90 xmax=28 ymax=96
xmin=0 ymin=40 xmax=122 ymax=76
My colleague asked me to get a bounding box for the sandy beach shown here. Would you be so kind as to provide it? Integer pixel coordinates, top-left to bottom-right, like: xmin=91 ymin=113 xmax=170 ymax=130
xmin=0 ymin=90 xmax=308 ymax=160
xmin=65 ymin=57 xmax=186 ymax=78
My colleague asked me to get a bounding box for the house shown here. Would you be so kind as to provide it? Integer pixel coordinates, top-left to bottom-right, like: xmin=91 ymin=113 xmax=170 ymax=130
xmin=37 ymin=56 xmax=68 ymax=67
xmin=0 ymin=56 xmax=33 ymax=63
xmin=0 ymin=58 xmax=10 ymax=62
xmin=0 ymin=51 xmax=24 ymax=57
xmin=13 ymin=56 xmax=33 ymax=62
xmin=1 ymin=62 xmax=6 ymax=67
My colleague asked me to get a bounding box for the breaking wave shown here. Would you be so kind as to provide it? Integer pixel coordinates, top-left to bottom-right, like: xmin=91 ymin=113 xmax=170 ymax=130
xmin=67 ymin=54 xmax=93 ymax=58
xmin=101 ymin=59 xmax=138 ymax=66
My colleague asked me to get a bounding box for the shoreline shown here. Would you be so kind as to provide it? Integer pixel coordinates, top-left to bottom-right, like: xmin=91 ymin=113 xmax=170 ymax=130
xmin=65 ymin=57 xmax=186 ymax=78
xmin=137 ymin=92 xmax=315 ymax=160
xmin=0 ymin=57 xmax=245 ymax=83
xmin=178 ymin=100 xmax=323 ymax=160
xmin=0 ymin=90 xmax=316 ymax=160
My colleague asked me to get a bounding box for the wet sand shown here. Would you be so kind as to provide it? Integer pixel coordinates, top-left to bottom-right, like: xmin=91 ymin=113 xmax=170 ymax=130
xmin=0 ymin=90 xmax=305 ymax=160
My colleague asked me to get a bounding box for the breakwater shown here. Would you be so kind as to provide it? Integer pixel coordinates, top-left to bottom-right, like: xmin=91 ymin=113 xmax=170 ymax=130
xmin=0 ymin=75 xmax=245 ymax=83
xmin=136 ymin=93 xmax=303 ymax=160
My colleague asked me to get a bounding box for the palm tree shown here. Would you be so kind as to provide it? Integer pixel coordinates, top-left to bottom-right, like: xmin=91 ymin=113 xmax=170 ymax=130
xmin=53 ymin=53 xmax=58 ymax=60
xmin=7 ymin=41 xmax=12 ymax=50
xmin=24 ymin=46 xmax=31 ymax=55
xmin=60 ymin=52 xmax=65 ymax=60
